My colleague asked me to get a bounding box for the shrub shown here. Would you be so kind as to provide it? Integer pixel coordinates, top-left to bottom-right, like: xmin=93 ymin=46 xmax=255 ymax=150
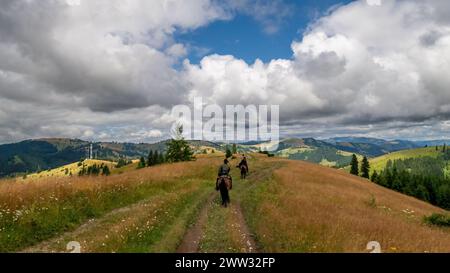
xmin=424 ymin=213 xmax=450 ymax=227
xmin=366 ymin=195 xmax=377 ymax=208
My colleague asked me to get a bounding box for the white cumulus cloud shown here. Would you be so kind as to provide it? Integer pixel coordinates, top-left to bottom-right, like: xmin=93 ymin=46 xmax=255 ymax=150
xmin=1 ymin=0 xmax=450 ymax=143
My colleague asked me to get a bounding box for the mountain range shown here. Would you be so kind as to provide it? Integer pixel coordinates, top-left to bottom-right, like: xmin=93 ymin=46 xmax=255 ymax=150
xmin=1 ymin=136 xmax=449 ymax=178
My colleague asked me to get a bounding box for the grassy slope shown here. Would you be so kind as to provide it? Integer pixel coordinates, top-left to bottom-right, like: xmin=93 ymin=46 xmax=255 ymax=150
xmin=20 ymin=158 xmax=143 ymax=180
xmin=278 ymin=147 xmax=364 ymax=168
xmin=2 ymin=154 xmax=450 ymax=253
xmin=241 ymin=157 xmax=450 ymax=252
xmin=369 ymin=147 xmax=442 ymax=174
xmin=20 ymin=159 xmax=117 ymax=180
xmin=1 ymin=156 xmax=222 ymax=252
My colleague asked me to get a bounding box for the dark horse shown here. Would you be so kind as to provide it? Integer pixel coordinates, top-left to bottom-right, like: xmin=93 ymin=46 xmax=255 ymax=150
xmin=237 ymin=164 xmax=248 ymax=179
xmin=216 ymin=176 xmax=232 ymax=207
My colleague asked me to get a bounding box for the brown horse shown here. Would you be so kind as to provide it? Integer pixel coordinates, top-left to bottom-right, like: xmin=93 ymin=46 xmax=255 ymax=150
xmin=216 ymin=176 xmax=232 ymax=207
xmin=237 ymin=165 xmax=248 ymax=179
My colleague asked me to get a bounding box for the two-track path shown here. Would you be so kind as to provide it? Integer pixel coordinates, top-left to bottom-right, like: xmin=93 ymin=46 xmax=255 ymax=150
xmin=176 ymin=159 xmax=259 ymax=253
xmin=175 ymin=155 xmax=284 ymax=253
xmin=21 ymin=155 xmax=278 ymax=253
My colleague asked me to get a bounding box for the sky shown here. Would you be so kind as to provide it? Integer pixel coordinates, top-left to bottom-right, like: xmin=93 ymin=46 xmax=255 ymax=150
xmin=1 ymin=0 xmax=450 ymax=144
xmin=176 ymin=0 xmax=354 ymax=64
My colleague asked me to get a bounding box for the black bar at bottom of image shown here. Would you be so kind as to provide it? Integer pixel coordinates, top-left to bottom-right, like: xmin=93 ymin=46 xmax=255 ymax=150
xmin=2 ymin=253 xmax=448 ymax=272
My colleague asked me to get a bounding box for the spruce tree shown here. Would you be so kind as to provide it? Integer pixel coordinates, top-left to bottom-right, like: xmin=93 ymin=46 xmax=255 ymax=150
xmin=153 ymin=151 xmax=160 ymax=165
xmin=138 ymin=156 xmax=146 ymax=169
xmin=102 ymin=165 xmax=110 ymax=176
xmin=361 ymin=156 xmax=370 ymax=179
xmin=166 ymin=125 xmax=194 ymax=163
xmin=116 ymin=158 xmax=127 ymax=168
xmin=147 ymin=151 xmax=154 ymax=166
xmin=371 ymin=170 xmax=378 ymax=182
xmin=226 ymin=146 xmax=233 ymax=158
xmin=158 ymin=153 xmax=165 ymax=164
xmin=350 ymin=154 xmax=359 ymax=176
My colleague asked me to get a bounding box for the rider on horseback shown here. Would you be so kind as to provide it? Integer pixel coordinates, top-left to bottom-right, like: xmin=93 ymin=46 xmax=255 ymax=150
xmin=238 ymin=154 xmax=249 ymax=173
xmin=217 ymin=159 xmax=232 ymax=207
xmin=218 ymin=158 xmax=231 ymax=177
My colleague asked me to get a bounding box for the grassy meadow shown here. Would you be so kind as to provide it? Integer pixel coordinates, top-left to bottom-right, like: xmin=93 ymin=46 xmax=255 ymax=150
xmin=0 ymin=153 xmax=449 ymax=253
xmin=0 ymin=156 xmax=221 ymax=252
xmin=240 ymin=159 xmax=450 ymax=252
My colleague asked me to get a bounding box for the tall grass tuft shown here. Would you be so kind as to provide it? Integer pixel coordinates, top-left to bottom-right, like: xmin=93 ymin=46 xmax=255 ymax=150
xmin=424 ymin=213 xmax=450 ymax=227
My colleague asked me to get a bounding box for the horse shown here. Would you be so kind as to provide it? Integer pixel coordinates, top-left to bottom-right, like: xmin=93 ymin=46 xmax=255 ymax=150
xmin=216 ymin=176 xmax=232 ymax=207
xmin=237 ymin=164 xmax=248 ymax=179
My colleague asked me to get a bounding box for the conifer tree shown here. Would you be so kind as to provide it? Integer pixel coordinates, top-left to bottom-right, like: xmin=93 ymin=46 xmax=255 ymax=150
xmin=226 ymin=146 xmax=233 ymax=158
xmin=147 ymin=150 xmax=154 ymax=166
xmin=138 ymin=156 xmax=146 ymax=169
xmin=166 ymin=125 xmax=194 ymax=163
xmin=371 ymin=170 xmax=378 ymax=182
xmin=361 ymin=156 xmax=370 ymax=179
xmin=350 ymin=154 xmax=359 ymax=176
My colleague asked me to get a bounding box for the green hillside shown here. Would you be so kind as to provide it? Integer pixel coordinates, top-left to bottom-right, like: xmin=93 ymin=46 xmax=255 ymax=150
xmin=270 ymin=138 xmax=363 ymax=168
xmin=325 ymin=137 xmax=420 ymax=157
xmin=366 ymin=147 xmax=450 ymax=211
xmin=277 ymin=146 xmax=362 ymax=168
xmin=19 ymin=159 xmax=122 ymax=181
xmin=370 ymin=147 xmax=443 ymax=174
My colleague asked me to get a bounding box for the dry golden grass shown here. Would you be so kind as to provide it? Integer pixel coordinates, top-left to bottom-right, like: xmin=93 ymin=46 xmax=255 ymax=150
xmin=0 ymin=156 xmax=224 ymax=252
xmin=19 ymin=159 xmax=117 ymax=181
xmin=4 ymin=152 xmax=450 ymax=253
xmin=0 ymin=158 xmax=214 ymax=211
xmin=248 ymin=158 xmax=450 ymax=253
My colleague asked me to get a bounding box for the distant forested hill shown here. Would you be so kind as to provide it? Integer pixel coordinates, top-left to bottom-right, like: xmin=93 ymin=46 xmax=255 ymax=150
xmin=324 ymin=137 xmax=420 ymax=157
xmin=0 ymin=138 xmax=221 ymax=178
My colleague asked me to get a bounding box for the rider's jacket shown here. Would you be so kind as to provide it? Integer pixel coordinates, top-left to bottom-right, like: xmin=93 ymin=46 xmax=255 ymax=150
xmin=218 ymin=164 xmax=231 ymax=176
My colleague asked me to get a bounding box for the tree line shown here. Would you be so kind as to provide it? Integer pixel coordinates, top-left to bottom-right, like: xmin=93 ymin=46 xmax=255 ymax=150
xmin=348 ymin=149 xmax=450 ymax=210
xmin=79 ymin=163 xmax=111 ymax=176
xmin=137 ymin=150 xmax=167 ymax=169
xmin=371 ymin=157 xmax=450 ymax=210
